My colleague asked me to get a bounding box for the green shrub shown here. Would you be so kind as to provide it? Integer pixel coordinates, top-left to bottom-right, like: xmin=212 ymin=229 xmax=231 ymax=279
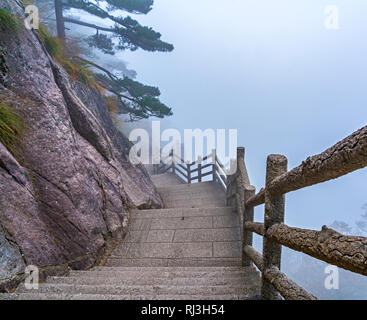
xmin=0 ymin=100 xmax=23 ymax=154
xmin=38 ymin=24 xmax=99 ymax=89
xmin=0 ymin=8 xmax=21 ymax=32
xmin=38 ymin=24 xmax=63 ymax=59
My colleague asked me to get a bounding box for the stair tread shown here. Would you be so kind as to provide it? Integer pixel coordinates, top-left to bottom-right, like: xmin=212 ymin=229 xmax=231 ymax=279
xmin=1 ymin=293 xmax=260 ymax=300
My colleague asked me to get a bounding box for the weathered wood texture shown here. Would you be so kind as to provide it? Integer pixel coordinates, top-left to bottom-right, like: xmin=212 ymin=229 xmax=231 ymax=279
xmin=262 ymin=154 xmax=288 ymax=300
xmin=267 ymin=224 xmax=367 ymax=276
xmin=237 ymin=148 xmax=250 ymax=214
xmin=243 ymin=246 xmax=316 ymax=300
xmin=212 ymin=149 xmax=216 ymax=182
xmin=245 ymin=126 xmax=367 ymax=209
xmin=245 ymin=222 xmax=264 ymax=236
xmin=264 ymin=266 xmax=318 ymax=300
xmin=242 ymin=185 xmax=256 ymax=266
xmin=243 ymin=245 xmax=263 ymax=271
xmin=245 ymin=188 xmax=265 ymax=208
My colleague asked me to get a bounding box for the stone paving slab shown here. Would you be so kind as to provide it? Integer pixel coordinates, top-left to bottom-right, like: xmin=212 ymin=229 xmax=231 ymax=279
xmin=160 ymin=192 xmax=225 ymax=201
xmin=173 ymin=228 xmax=240 ymax=242
xmin=164 ymin=198 xmax=225 ymax=208
xmin=125 ymin=242 xmax=213 ymax=259
xmin=146 ymin=230 xmax=175 ymax=242
xmin=47 ymin=275 xmax=253 ymax=286
xmin=18 ymin=283 xmax=257 ymax=296
xmin=156 ymin=181 xmax=223 ymax=193
xmin=151 ymin=174 xmax=185 ymax=187
xmin=213 ymin=215 xmax=240 ymax=228
xmin=150 ymin=216 xmax=213 ymax=230
xmin=132 ymin=207 xmax=234 ymax=219
xmin=129 ymin=218 xmax=151 ymax=231
xmin=1 ymin=293 xmax=260 ymax=300
xmin=91 ymin=266 xmax=250 ymax=272
xmin=124 ymin=230 xmax=149 ymax=242
xmin=105 ymin=257 xmax=243 ymax=267
xmin=213 ymin=241 xmax=242 ymax=258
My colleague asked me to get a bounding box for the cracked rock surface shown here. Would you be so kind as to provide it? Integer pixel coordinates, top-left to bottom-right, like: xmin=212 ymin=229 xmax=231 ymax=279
xmin=0 ymin=0 xmax=162 ymax=291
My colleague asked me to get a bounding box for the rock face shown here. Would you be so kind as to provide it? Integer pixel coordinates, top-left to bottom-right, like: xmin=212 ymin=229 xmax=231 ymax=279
xmin=0 ymin=0 xmax=162 ymax=291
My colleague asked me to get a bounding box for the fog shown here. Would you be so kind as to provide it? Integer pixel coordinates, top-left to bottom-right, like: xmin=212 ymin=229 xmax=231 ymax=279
xmin=71 ymin=0 xmax=367 ymax=298
xmin=121 ymin=0 xmax=367 ymax=222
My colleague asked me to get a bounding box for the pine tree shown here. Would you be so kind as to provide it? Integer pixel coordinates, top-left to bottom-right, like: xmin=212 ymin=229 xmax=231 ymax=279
xmin=54 ymin=0 xmax=173 ymax=121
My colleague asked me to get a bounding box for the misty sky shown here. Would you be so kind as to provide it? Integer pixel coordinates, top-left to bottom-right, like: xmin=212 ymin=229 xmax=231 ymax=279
xmin=112 ymin=0 xmax=367 ymax=231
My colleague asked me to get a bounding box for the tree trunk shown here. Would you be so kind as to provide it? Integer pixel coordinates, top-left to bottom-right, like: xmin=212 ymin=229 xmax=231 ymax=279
xmin=55 ymin=0 xmax=65 ymax=38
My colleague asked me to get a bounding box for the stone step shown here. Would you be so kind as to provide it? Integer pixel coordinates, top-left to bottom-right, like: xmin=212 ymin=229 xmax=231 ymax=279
xmin=157 ymin=184 xmax=225 ymax=197
xmin=68 ymin=270 xmax=250 ymax=280
xmin=16 ymin=283 xmax=260 ymax=296
xmin=132 ymin=207 xmax=234 ymax=217
xmin=104 ymin=257 xmax=242 ymax=267
xmin=132 ymin=207 xmax=234 ymax=219
xmin=130 ymin=216 xmax=239 ymax=233
xmin=111 ymin=241 xmax=241 ymax=259
xmin=46 ymin=274 xmax=259 ymax=286
xmin=160 ymin=192 xmax=225 ymax=202
xmin=151 ymin=174 xmax=185 ymax=187
xmin=123 ymin=228 xmax=241 ymax=243
xmin=163 ymin=198 xmax=225 ymax=209
xmin=156 ymin=181 xmax=222 ymax=193
xmin=90 ymin=265 xmax=249 ymax=272
xmin=1 ymin=292 xmax=260 ymax=300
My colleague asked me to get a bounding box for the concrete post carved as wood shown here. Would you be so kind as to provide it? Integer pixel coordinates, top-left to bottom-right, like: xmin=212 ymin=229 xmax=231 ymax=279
xmin=261 ymin=154 xmax=288 ymax=300
xmin=243 ymin=185 xmax=256 ymax=266
xmin=212 ymin=149 xmax=216 ymax=182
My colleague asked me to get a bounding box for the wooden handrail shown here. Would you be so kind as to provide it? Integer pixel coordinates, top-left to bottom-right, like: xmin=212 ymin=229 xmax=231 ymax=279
xmin=190 ymin=163 xmax=212 ymax=174
xmin=153 ymin=149 xmax=222 ymax=184
xmin=267 ymin=224 xmax=367 ymax=276
xmin=244 ymin=222 xmax=264 ymax=236
xmin=268 ymin=125 xmax=367 ymax=197
xmin=239 ymin=125 xmax=367 ymax=300
xmin=152 ymin=126 xmax=367 ymax=300
xmin=174 ymin=166 xmax=188 ymax=180
xmin=245 ymin=189 xmax=265 ymax=208
xmin=243 ymin=246 xmax=317 ymax=300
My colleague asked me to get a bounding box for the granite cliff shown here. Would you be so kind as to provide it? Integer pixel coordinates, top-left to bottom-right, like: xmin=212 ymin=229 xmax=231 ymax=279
xmin=0 ymin=0 xmax=162 ymax=291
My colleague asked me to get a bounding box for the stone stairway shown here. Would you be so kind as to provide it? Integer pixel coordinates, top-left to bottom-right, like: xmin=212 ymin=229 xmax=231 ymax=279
xmin=1 ymin=173 xmax=261 ymax=300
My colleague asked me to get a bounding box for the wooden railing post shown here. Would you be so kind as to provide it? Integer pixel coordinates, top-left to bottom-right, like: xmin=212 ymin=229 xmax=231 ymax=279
xmin=262 ymin=154 xmax=288 ymax=300
xmin=242 ymin=185 xmax=255 ymax=266
xmin=187 ymin=163 xmax=191 ymax=184
xmin=169 ymin=149 xmax=175 ymax=175
xmin=236 ymin=147 xmax=245 ymax=215
xmin=55 ymin=0 xmax=66 ymax=38
xmin=212 ymin=149 xmax=216 ymax=182
xmin=198 ymin=156 xmax=202 ymax=182
xmin=172 ymin=163 xmax=176 ymax=175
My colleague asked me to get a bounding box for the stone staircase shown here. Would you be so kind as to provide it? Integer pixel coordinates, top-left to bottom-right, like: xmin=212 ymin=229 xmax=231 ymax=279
xmin=1 ymin=173 xmax=261 ymax=300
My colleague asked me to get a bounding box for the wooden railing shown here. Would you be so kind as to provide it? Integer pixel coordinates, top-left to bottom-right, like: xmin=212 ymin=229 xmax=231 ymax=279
xmin=240 ymin=125 xmax=367 ymax=300
xmin=153 ymin=149 xmax=229 ymax=190
xmin=152 ymin=125 xmax=367 ymax=300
